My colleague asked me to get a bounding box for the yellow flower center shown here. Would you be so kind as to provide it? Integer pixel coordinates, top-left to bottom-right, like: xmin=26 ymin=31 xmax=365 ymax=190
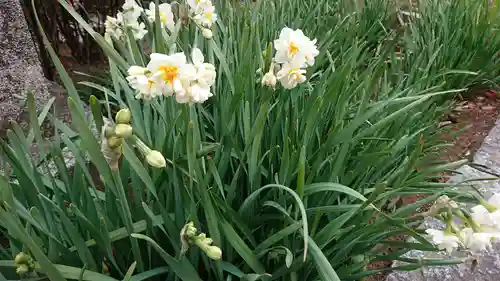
xmin=159 ymin=66 xmax=179 ymax=84
xmin=288 ymin=68 xmax=301 ymax=81
xmin=160 ymin=12 xmax=167 ymax=23
xmin=288 ymin=42 xmax=299 ymax=56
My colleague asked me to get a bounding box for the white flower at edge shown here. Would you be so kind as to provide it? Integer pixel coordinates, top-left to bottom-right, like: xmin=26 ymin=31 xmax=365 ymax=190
xmin=471 ymin=193 xmax=500 ymax=230
xmin=147 ymin=52 xmax=194 ymax=97
xmin=425 ymin=229 xmax=461 ymax=253
xmin=262 ymin=64 xmax=277 ymax=89
xmin=276 ymin=62 xmax=307 ymax=89
xmin=193 ymin=5 xmax=217 ymax=28
xmin=274 ymin=27 xmax=319 ymax=67
xmin=126 ymin=66 xmax=160 ymax=100
xmin=459 ymin=228 xmax=494 ymax=253
xmin=146 ymin=2 xmax=175 ymax=32
xmin=176 ymin=83 xmax=213 ymax=104
xmin=187 ymin=0 xmax=212 ymax=14
xmin=488 ymin=193 xmax=500 ymax=208
xmin=127 ymin=21 xmax=148 ymax=40
xmin=471 ymin=205 xmax=497 ymax=228
xmin=122 ymin=0 xmax=143 ymax=22
xmin=172 ymin=48 xmax=215 ymax=104
xmin=191 ymin=48 xmax=216 ymax=87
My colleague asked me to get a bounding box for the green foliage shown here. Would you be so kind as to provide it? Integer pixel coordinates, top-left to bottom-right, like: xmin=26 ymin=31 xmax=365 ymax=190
xmin=0 ymin=0 xmax=497 ymax=280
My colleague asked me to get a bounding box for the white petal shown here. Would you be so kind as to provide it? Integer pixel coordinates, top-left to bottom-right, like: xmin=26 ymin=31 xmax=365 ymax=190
xmin=128 ymin=66 xmax=147 ymax=76
xmin=192 ymin=48 xmax=205 ymax=65
xmin=489 ymin=193 xmax=500 ymax=209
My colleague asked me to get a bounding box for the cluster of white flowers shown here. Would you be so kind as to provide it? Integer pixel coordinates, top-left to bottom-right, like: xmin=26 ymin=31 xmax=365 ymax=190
xmin=262 ymin=27 xmax=319 ymax=90
xmin=105 ymin=0 xmax=147 ymax=40
xmin=187 ymin=0 xmax=217 ymax=39
xmin=126 ymin=48 xmax=216 ymax=104
xmin=425 ymin=194 xmax=500 ymax=254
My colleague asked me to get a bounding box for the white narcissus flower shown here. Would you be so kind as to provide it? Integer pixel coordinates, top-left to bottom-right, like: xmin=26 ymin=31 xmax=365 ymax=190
xmin=276 ymin=63 xmax=307 ymax=89
xmin=425 ymin=229 xmax=461 ymax=253
xmin=193 ymin=5 xmax=217 ymax=28
xmin=191 ymin=48 xmax=216 ymax=87
xmin=459 ymin=228 xmax=493 ymax=253
xmin=174 ymin=81 xmax=213 ymax=104
xmin=187 ymin=0 xmax=212 ymax=14
xmin=146 ymin=2 xmax=175 ymax=32
xmin=471 ymin=205 xmax=497 ymax=228
xmin=274 ymin=27 xmax=319 ymax=67
xmin=105 ymin=15 xmax=123 ymax=40
xmin=471 ymin=193 xmax=500 ymax=230
xmin=188 ymin=83 xmax=213 ymax=104
xmin=127 ymin=74 xmax=160 ymax=101
xmin=148 ymin=52 xmax=193 ymax=97
xmin=122 ymin=0 xmax=143 ymax=22
xmin=126 ymin=21 xmax=148 ymax=40
xmin=262 ymin=70 xmax=277 ymax=89
xmin=488 ymin=193 xmax=500 ymax=208
xmin=126 ymin=66 xmax=160 ymax=100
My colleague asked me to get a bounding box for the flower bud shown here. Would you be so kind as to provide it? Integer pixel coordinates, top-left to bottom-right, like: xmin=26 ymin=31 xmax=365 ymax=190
xmin=262 ymin=71 xmax=277 ymax=89
xmin=111 ymin=144 xmax=123 ymax=153
xmin=436 ymin=195 xmax=450 ymax=206
xmin=114 ymin=124 xmax=133 ymax=138
xmin=108 ymin=136 xmax=123 ymax=149
xmin=202 ymin=28 xmax=213 ymax=39
xmin=14 ymin=252 xmax=29 ymax=265
xmin=184 ymin=222 xmax=197 ymax=238
xmin=204 ymin=245 xmax=222 ymax=260
xmin=202 ymin=237 xmax=213 ymax=245
xmin=16 ymin=264 xmax=29 ymax=276
xmin=102 ymin=261 xmax=110 ymax=275
xmin=104 ymin=126 xmax=115 ymax=138
xmin=146 ymin=150 xmax=166 ymax=168
xmin=115 ymin=108 xmax=132 ymax=124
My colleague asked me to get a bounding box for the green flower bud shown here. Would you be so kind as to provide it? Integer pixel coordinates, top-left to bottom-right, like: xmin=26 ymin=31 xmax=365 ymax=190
xmin=115 ymin=109 xmax=131 ymax=124
xmin=114 ymin=124 xmax=133 ymax=138
xmin=194 ymin=234 xmax=222 ymax=260
xmin=146 ymin=150 xmax=166 ymax=168
xmin=108 ymin=136 xmax=123 ymax=149
xmin=205 ymin=245 xmax=222 ymax=260
xmin=14 ymin=252 xmax=29 ymax=265
xmin=111 ymin=144 xmax=123 ymax=154
xmin=202 ymin=28 xmax=213 ymax=39
xmin=184 ymin=222 xmax=197 ymax=238
xmin=104 ymin=126 xmax=115 ymax=138
xmin=102 ymin=261 xmax=110 ymax=275
xmin=16 ymin=264 xmax=29 ymax=276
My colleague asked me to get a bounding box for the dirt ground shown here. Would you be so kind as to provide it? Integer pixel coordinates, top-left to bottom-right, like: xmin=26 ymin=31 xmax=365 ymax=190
xmin=365 ymin=90 xmax=500 ymax=281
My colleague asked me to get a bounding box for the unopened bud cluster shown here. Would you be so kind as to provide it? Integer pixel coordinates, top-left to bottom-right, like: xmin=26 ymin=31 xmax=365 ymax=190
xmin=101 ymin=109 xmax=133 ymax=171
xmin=14 ymin=252 xmax=35 ymax=276
xmin=180 ymin=222 xmax=222 ymax=260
